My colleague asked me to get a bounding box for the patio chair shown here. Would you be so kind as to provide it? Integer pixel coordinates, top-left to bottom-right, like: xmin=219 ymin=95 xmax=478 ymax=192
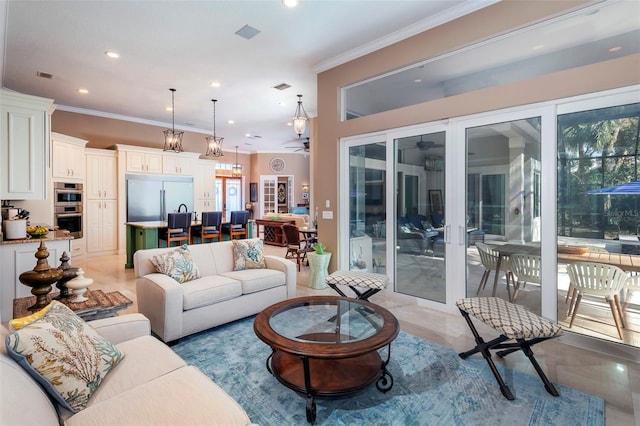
xmin=475 ymin=242 xmax=514 ymax=301
xmin=566 ymin=262 xmax=627 ymax=339
xmin=509 ymin=254 xmax=541 ymax=303
xmin=622 ymin=274 xmax=640 ymax=312
xmin=159 ymin=212 xmax=191 ymax=247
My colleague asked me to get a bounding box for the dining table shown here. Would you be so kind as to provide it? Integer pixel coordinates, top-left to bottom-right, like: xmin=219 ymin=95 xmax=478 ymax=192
xmin=487 ymin=242 xmax=640 ymax=293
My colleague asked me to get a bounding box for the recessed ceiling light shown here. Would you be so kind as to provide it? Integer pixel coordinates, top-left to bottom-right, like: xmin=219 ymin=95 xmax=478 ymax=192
xmin=414 ymin=79 xmax=422 ymax=83
xmin=165 ymin=107 xmax=173 ymax=112
xmin=77 ymin=88 xmax=89 ymax=94
xmin=282 ymin=0 xmax=298 ymax=8
xmin=245 ymin=133 xmax=251 ymax=137
xmin=105 ymin=51 xmax=119 ymax=59
xmin=532 ymin=44 xmax=545 ymax=51
xmin=609 ymin=46 xmax=622 ymax=52
xmin=287 ymin=122 xmax=292 ymax=126
xmin=210 ymin=81 xmax=221 ymax=88
xmin=228 ymin=120 xmax=235 ymax=124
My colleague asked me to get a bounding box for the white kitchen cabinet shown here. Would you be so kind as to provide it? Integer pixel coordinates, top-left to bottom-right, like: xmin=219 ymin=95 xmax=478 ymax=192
xmin=0 ymin=238 xmax=71 ymax=322
xmin=86 ymin=149 xmax=117 ymax=200
xmin=0 ymin=89 xmax=54 ymax=200
xmin=51 ymin=133 xmax=87 ymax=180
xmin=126 ymin=150 xmax=163 ymax=174
xmin=194 ymin=160 xmax=216 ymax=214
xmin=85 ymin=149 xmax=118 ymax=255
xmin=86 ymin=199 xmax=117 ymax=253
xmin=163 ymin=155 xmax=192 ymax=175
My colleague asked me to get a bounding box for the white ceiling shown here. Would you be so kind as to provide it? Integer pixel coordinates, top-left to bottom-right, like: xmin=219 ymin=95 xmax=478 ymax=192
xmin=1 ymin=0 xmax=496 ymax=153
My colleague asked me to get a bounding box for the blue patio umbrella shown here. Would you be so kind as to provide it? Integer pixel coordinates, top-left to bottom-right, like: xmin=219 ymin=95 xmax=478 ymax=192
xmin=586 ymin=180 xmax=640 ymax=195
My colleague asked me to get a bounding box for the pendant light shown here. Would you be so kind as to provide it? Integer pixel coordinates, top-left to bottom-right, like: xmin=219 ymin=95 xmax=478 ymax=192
xmin=292 ymin=94 xmax=308 ymax=138
xmin=205 ymin=99 xmax=224 ymax=157
xmin=163 ymin=88 xmax=184 ymax=153
xmin=232 ymin=146 xmax=243 ymax=177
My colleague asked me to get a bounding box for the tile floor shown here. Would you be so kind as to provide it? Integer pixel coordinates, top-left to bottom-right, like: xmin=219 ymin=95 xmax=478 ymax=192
xmin=72 ymin=245 xmax=639 ymax=425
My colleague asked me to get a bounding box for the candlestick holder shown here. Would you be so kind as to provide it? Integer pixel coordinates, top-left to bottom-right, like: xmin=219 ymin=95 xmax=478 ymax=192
xmin=18 ymin=241 xmax=63 ymax=311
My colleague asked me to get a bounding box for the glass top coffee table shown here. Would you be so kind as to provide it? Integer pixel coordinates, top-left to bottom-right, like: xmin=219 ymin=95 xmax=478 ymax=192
xmin=253 ymin=295 xmax=399 ymax=423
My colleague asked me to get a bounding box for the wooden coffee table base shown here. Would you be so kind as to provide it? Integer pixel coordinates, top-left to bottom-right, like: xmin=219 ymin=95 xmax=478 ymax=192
xmin=267 ymin=332 xmax=394 ymax=423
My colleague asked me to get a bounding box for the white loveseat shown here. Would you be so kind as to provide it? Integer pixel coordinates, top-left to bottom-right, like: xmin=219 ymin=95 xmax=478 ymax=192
xmin=134 ymin=239 xmax=297 ymax=342
xmin=0 ymin=314 xmax=254 ymax=425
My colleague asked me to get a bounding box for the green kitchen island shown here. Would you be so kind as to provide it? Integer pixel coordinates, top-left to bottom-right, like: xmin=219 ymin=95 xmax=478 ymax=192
xmin=125 ymin=220 xmax=254 ymax=268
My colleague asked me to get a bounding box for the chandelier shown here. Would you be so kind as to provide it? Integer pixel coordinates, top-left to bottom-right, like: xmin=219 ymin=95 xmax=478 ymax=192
xmin=292 ymin=94 xmax=308 ymax=138
xmin=232 ymin=146 xmax=243 ymax=177
xmin=163 ymin=88 xmax=184 ymax=153
xmin=205 ymin=99 xmax=224 ymax=157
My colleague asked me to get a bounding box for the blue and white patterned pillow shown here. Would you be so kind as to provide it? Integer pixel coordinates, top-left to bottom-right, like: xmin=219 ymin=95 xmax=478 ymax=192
xmin=150 ymin=244 xmax=201 ymax=283
xmin=5 ymin=301 xmax=124 ymax=413
xmin=232 ymin=239 xmax=266 ymax=270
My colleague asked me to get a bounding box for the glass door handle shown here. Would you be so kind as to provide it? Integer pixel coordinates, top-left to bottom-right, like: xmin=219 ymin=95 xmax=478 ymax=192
xmin=459 ymin=226 xmax=465 ymax=245
xmin=444 ymin=225 xmax=451 ymax=243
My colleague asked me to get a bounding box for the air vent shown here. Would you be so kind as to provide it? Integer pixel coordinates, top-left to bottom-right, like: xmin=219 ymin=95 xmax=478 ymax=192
xmin=36 ymin=71 xmax=53 ymax=79
xmin=248 ymin=135 xmax=262 ymax=139
xmin=235 ymin=25 xmax=261 ymax=40
xmin=273 ymin=83 xmax=291 ymax=91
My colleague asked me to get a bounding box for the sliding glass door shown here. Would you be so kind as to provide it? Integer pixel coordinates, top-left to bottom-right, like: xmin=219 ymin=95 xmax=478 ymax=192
xmin=464 ymin=117 xmax=542 ymax=314
xmin=394 ymin=132 xmax=446 ymax=302
xmin=341 ymin=87 xmax=639 ymax=349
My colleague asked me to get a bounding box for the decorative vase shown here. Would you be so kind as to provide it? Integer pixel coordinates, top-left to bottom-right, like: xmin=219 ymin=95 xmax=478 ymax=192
xmin=18 ymin=241 xmax=63 ymax=311
xmin=66 ymin=268 xmax=93 ymax=303
xmin=307 ymin=252 xmax=331 ymax=289
xmin=53 ymin=251 xmax=79 ymax=300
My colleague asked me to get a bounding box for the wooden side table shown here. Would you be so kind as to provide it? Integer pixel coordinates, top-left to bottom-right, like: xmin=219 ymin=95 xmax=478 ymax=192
xmin=13 ymin=289 xmax=133 ymax=322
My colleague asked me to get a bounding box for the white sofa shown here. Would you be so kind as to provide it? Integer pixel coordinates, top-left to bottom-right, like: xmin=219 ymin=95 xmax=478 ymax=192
xmin=134 ymin=239 xmax=297 ymax=342
xmin=0 ymin=314 xmax=254 ymax=426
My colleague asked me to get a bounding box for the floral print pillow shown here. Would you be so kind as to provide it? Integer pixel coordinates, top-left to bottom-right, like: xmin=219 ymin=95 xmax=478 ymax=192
xmin=150 ymin=244 xmax=201 ymax=283
xmin=233 ymin=239 xmax=266 ymax=270
xmin=5 ymin=301 xmax=124 ymax=413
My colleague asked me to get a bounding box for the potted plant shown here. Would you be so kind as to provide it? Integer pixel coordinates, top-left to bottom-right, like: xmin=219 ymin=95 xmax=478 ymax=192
xmin=307 ymin=242 xmax=331 ymax=289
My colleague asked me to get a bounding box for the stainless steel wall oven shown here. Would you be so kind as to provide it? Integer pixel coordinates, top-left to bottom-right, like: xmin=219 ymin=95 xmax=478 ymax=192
xmin=54 ymin=182 xmax=83 ymax=238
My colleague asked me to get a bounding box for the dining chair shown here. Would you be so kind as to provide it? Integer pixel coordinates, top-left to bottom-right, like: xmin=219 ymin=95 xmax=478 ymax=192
xmin=196 ymin=211 xmax=222 ymax=243
xmin=282 ymin=223 xmax=313 ymax=271
xmin=159 ymin=212 xmax=192 ymax=247
xmin=229 ymin=210 xmax=249 ymax=240
xmin=475 ymin=242 xmax=514 ymax=301
xmin=509 ymin=254 xmax=541 ymax=303
xmin=566 ymin=262 xmax=627 ymax=339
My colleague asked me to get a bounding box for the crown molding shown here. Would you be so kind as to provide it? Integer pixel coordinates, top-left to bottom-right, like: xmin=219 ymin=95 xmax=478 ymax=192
xmin=312 ymin=0 xmax=500 ymax=73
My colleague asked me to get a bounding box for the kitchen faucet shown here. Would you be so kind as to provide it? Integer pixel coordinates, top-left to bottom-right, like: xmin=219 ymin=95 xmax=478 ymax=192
xmin=178 ymin=203 xmax=188 ymax=213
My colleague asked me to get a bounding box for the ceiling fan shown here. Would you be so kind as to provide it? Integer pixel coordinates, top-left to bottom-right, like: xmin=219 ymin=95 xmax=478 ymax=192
xmin=285 ymin=137 xmax=310 ymax=152
xmin=416 ymin=135 xmax=444 ymax=151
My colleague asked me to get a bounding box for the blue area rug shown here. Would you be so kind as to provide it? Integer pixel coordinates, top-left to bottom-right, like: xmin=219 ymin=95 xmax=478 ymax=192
xmin=172 ymin=317 xmax=604 ymax=426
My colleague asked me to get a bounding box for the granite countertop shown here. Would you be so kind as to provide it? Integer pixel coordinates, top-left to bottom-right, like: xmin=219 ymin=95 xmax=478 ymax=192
xmin=0 ymin=230 xmax=74 ymax=245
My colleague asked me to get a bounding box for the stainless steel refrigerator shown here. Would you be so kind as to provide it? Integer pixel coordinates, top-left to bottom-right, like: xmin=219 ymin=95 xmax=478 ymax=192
xmin=126 ymin=174 xmax=194 ymax=222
